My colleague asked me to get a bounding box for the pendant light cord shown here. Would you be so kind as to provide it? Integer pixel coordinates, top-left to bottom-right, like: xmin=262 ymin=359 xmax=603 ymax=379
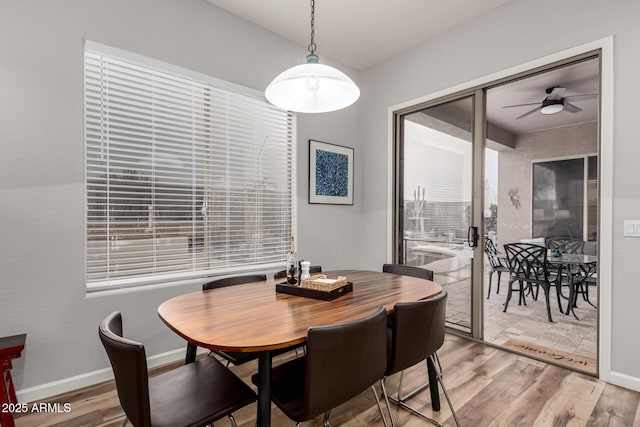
xmin=307 ymin=0 xmax=316 ymax=56
xmin=265 ymin=0 xmax=359 ymax=113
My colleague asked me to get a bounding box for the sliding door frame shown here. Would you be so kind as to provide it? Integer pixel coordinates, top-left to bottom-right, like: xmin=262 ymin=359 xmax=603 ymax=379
xmin=471 ymin=88 xmax=485 ymax=339
xmin=393 ymin=89 xmax=483 ymax=336
xmin=389 ymin=39 xmax=611 ymax=380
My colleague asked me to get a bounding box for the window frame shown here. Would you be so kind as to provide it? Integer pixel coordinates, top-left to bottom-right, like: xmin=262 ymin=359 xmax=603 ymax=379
xmin=530 ymin=153 xmax=597 ymax=241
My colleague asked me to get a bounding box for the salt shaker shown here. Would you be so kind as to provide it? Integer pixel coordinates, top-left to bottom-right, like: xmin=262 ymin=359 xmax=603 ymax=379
xmin=299 ymin=261 xmax=311 ymax=281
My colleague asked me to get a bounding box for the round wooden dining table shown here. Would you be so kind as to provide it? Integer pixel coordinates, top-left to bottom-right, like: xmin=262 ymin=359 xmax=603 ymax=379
xmin=158 ymin=269 xmax=442 ymax=427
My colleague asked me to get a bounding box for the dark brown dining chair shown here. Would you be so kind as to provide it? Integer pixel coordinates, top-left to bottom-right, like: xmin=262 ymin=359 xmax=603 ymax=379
xmin=383 ymin=263 xmax=434 ymax=281
xmin=204 ymin=273 xmax=268 ymax=290
xmin=274 ymin=265 xmax=322 ymax=280
xmin=383 ymin=264 xmax=434 ymax=330
xmin=186 ymin=274 xmax=264 ymax=366
xmin=253 ymin=306 xmax=389 ymax=427
xmin=381 ymin=291 xmax=459 ymax=427
xmin=99 ymin=311 xmax=256 ymax=427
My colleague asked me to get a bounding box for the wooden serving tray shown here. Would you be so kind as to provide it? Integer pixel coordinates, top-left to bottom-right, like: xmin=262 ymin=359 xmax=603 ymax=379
xmin=276 ymin=281 xmax=353 ymax=301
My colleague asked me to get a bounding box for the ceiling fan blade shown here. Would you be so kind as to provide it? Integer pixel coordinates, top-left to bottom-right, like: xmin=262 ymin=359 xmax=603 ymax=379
xmin=563 ymin=102 xmax=583 ymax=113
xmin=515 ymin=106 xmax=540 ymax=119
xmin=547 ymin=87 xmax=566 ymax=100
xmin=502 ymin=102 xmax=541 ymax=109
xmin=563 ymin=93 xmax=598 ymax=102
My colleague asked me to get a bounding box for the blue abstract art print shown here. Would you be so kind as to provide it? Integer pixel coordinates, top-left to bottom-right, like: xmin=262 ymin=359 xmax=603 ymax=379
xmin=315 ymin=150 xmax=349 ymax=197
xmin=309 ymin=140 xmax=354 ymax=205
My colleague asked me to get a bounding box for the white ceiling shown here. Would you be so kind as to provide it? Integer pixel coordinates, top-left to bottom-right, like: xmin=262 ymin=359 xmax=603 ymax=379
xmin=204 ymin=0 xmax=513 ymax=71
xmin=203 ymin=0 xmax=599 ymax=135
xmin=486 ymin=58 xmax=599 ymax=135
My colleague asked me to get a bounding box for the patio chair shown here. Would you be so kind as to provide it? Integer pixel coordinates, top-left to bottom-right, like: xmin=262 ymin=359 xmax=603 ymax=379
xmin=546 ymin=237 xmax=597 ymax=308
xmin=484 ymin=238 xmax=510 ymax=299
xmin=503 ymin=243 xmax=558 ymax=322
xmin=546 ymin=237 xmax=584 ymax=254
xmin=575 ymin=240 xmax=598 ymax=309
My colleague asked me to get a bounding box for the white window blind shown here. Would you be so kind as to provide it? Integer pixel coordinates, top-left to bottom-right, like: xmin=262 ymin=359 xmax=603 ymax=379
xmin=85 ymin=47 xmax=295 ymax=291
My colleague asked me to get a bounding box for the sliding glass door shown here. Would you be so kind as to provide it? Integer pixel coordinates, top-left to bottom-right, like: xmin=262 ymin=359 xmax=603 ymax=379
xmin=394 ymin=94 xmax=483 ymax=333
xmin=393 ymin=53 xmax=601 ymax=374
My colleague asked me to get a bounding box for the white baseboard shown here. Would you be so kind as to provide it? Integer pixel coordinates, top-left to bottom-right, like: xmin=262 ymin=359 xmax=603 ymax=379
xmin=16 ymin=347 xmax=207 ymax=404
xmin=609 ymin=371 xmax=640 ymax=393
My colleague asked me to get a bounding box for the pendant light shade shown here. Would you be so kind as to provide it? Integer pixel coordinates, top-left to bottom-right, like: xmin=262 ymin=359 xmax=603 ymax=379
xmin=266 ymin=58 xmax=360 ymax=113
xmin=265 ymin=0 xmax=360 ymax=113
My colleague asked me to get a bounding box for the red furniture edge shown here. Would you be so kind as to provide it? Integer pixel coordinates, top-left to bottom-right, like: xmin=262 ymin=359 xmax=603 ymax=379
xmin=0 ymin=334 xmax=26 ymax=427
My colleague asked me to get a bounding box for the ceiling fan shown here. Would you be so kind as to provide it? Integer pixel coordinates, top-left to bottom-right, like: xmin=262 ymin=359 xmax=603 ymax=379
xmin=502 ymin=86 xmax=598 ymax=119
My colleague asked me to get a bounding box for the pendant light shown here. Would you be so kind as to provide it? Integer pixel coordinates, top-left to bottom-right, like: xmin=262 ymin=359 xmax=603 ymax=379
xmin=265 ymin=0 xmax=360 ymax=113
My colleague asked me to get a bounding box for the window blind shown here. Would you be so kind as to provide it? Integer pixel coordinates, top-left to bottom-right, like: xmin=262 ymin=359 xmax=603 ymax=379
xmin=85 ymin=48 xmax=295 ymax=291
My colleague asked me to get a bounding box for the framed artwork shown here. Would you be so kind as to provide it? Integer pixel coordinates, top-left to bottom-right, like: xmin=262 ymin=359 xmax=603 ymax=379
xmin=309 ymin=139 xmax=354 ymax=205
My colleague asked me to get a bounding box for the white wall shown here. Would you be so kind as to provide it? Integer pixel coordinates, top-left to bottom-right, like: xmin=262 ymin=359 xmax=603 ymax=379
xmin=360 ymin=0 xmax=640 ymax=384
xmin=5 ymin=0 xmax=640 ymax=401
xmin=0 ymin=0 xmax=362 ymax=396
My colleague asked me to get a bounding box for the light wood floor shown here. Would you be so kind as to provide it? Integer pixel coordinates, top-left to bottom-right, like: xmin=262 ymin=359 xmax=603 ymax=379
xmin=14 ymin=335 xmax=640 ymax=427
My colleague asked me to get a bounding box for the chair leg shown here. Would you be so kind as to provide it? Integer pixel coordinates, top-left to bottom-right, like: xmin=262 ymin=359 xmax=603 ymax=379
xmin=503 ymin=278 xmax=515 ymax=312
xmin=526 ymin=281 xmax=539 ymax=301
xmin=371 ymin=385 xmax=388 ymax=427
xmin=554 ymin=278 xmax=564 ymax=312
xmin=322 ymin=410 xmax=331 ymax=427
xmin=381 ymin=377 xmax=396 ymax=427
xmin=395 ymin=361 xmax=430 ymax=402
xmin=496 ymin=271 xmax=502 ymax=294
xmin=583 ymin=282 xmax=597 ymax=308
xmin=433 ymin=353 xmax=460 ymax=427
xmin=542 ymin=284 xmax=553 ymax=323
xmin=487 ymin=271 xmax=494 ymax=299
xmin=518 ymin=280 xmax=527 ymax=306
xmin=384 ymin=358 xmax=450 ymax=427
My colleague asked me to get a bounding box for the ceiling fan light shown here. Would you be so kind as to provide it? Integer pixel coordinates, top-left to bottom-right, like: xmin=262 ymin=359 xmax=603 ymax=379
xmin=540 ymin=100 xmax=564 ymax=115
